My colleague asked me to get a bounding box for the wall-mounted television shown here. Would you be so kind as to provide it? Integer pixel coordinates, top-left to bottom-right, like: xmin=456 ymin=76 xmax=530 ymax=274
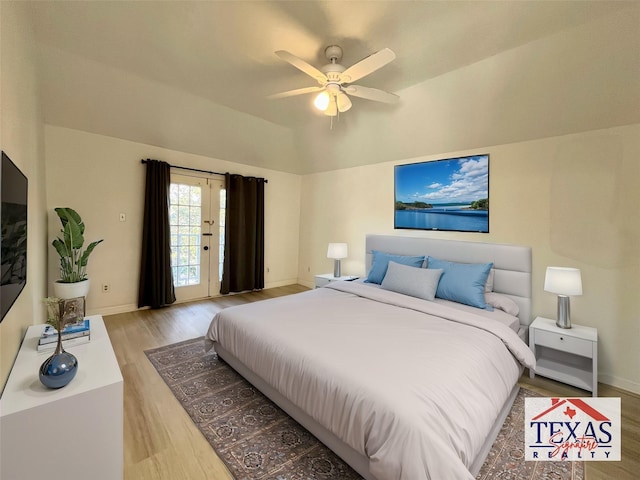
xmin=1 ymin=151 xmax=28 ymax=322
xmin=394 ymin=154 xmax=489 ymax=233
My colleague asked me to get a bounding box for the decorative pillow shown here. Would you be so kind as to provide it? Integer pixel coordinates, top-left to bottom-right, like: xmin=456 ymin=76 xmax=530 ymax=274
xmin=381 ymin=261 xmax=443 ymax=301
xmin=485 ymin=292 xmax=520 ymax=316
xmin=485 ymin=269 xmax=495 ymax=293
xmin=426 ymin=256 xmax=493 ymax=310
xmin=365 ymin=251 xmax=426 ymax=285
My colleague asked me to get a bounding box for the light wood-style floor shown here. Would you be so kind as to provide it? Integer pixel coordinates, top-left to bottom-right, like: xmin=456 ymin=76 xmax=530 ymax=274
xmin=104 ymin=285 xmax=639 ymax=480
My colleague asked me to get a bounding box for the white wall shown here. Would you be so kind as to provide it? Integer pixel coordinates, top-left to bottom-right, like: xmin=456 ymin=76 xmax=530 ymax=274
xmin=0 ymin=2 xmax=48 ymax=388
xmin=38 ymin=45 xmax=302 ymax=173
xmin=298 ymin=124 xmax=640 ymax=393
xmin=45 ymin=126 xmax=301 ymax=315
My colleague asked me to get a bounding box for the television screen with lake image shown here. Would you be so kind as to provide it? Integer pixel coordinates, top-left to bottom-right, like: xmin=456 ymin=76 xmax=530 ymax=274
xmin=394 ymin=154 xmax=489 ymax=233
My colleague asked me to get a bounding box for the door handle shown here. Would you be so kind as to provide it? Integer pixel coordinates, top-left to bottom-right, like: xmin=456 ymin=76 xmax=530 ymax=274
xmin=202 ymin=233 xmax=213 ymax=236
xmin=203 ymin=246 xmax=209 ymax=251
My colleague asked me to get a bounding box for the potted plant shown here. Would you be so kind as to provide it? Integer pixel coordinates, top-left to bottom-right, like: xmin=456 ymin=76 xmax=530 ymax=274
xmin=51 ymin=207 xmax=103 ymax=299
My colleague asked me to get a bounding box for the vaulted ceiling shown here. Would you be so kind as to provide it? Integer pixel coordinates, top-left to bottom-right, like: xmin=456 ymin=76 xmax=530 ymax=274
xmin=24 ymin=1 xmax=638 ymax=174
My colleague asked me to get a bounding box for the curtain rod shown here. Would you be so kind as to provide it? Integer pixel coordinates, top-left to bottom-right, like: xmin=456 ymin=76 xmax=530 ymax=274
xmin=140 ymin=159 xmax=268 ymax=183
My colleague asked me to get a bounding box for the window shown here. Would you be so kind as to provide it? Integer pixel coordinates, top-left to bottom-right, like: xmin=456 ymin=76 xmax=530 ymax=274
xmin=219 ymin=188 xmax=226 ymax=281
xmin=169 ymin=183 xmax=202 ymax=287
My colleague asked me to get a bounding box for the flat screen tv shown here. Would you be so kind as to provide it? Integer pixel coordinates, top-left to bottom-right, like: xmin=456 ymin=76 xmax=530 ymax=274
xmin=1 ymin=151 xmax=28 ymax=322
xmin=394 ymin=154 xmax=489 ymax=233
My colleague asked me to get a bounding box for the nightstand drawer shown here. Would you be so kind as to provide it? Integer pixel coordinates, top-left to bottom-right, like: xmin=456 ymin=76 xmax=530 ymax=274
xmin=534 ymin=329 xmax=593 ymax=358
xmin=314 ymin=274 xmax=357 ymax=288
xmin=315 ymin=277 xmax=331 ymax=288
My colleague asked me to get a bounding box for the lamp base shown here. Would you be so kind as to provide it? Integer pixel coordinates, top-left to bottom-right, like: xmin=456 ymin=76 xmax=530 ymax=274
xmin=556 ymin=295 xmax=571 ymax=329
xmin=333 ymin=259 xmax=341 ymax=278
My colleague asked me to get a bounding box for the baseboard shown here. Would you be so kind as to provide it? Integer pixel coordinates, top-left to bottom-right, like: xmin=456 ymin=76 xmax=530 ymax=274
xmin=298 ymin=279 xmax=315 ymax=289
xmin=599 ymin=373 xmax=640 ymax=396
xmin=90 ymin=280 xmax=304 ymax=317
xmin=88 ymin=304 xmax=141 ymax=316
xmin=264 ymin=278 xmax=300 ymax=289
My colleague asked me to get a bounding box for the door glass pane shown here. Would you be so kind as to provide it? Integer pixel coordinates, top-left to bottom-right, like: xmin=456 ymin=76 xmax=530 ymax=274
xmin=219 ymin=188 xmax=226 ymax=281
xmin=169 ymin=182 xmax=202 ymax=287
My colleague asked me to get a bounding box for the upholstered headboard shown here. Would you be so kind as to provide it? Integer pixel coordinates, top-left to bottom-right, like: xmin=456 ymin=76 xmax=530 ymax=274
xmin=365 ymin=235 xmax=532 ymax=326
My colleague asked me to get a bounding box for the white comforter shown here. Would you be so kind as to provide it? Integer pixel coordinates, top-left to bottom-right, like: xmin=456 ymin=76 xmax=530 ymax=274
xmin=206 ymin=281 xmax=536 ymax=480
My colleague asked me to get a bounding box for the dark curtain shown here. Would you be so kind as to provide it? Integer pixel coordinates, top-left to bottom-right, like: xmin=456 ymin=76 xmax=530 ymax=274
xmin=221 ymin=173 xmax=265 ymax=294
xmin=137 ymin=159 xmax=176 ymax=308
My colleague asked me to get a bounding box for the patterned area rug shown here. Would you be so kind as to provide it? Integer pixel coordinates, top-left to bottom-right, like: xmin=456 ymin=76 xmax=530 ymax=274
xmin=145 ymin=337 xmax=584 ymax=480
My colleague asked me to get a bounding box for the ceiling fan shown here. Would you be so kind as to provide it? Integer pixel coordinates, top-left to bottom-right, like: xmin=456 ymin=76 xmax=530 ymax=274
xmin=268 ymin=45 xmax=399 ymax=117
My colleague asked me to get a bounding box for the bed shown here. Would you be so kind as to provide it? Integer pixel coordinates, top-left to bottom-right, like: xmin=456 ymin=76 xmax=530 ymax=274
xmin=206 ymin=234 xmax=535 ymax=480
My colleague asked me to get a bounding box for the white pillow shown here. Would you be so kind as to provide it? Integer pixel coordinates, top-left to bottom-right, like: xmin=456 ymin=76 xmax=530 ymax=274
xmin=484 ymin=292 xmax=520 ymax=316
xmin=381 ymin=261 xmax=443 ymax=301
xmin=485 ymin=269 xmax=495 ymax=292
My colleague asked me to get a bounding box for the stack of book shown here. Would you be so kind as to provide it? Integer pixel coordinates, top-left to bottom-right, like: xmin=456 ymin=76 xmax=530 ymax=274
xmin=38 ymin=319 xmax=91 ymax=352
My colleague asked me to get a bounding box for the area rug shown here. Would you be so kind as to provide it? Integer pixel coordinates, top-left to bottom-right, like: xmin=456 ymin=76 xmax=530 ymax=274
xmin=145 ymin=337 xmax=584 ymax=480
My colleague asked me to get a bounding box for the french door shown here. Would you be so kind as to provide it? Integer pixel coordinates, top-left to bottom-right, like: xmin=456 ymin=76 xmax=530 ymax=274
xmin=169 ymin=174 xmax=224 ymax=302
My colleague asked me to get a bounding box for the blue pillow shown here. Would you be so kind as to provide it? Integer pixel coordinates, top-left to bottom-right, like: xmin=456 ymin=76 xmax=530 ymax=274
xmin=365 ymin=251 xmax=426 ymax=285
xmin=427 ymin=256 xmax=494 ymax=310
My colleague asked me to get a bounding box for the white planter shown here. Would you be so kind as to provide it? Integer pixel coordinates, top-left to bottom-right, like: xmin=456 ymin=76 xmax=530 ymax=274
xmin=53 ymin=279 xmax=90 ymax=299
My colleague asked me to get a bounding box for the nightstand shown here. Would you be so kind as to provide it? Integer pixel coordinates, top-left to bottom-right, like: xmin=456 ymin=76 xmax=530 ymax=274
xmin=529 ymin=316 xmax=598 ymax=396
xmin=314 ymin=273 xmax=358 ymax=288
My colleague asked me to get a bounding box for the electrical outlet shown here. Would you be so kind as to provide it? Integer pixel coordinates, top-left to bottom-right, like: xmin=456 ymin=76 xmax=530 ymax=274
xmin=266 ymin=267 xmax=270 ymax=273
xmin=102 ymin=283 xmax=111 ymax=293
xmin=307 ymin=266 xmax=310 ymax=272
xmin=119 ymin=213 xmax=126 ymax=222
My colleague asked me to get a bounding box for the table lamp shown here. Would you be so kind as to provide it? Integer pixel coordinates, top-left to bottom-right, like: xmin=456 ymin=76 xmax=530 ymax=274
xmin=327 ymin=243 xmax=348 ymax=278
xmin=544 ymin=266 xmax=583 ymax=329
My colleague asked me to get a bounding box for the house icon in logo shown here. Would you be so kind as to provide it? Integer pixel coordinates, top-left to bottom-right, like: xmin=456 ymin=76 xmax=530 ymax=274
xmin=531 ymin=397 xmax=610 ymax=422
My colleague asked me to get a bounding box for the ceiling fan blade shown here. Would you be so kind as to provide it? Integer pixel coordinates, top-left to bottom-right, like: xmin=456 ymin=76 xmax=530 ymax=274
xmin=340 ymin=48 xmax=396 ymax=83
xmin=275 ymin=50 xmax=327 ymax=83
xmin=343 ymin=85 xmax=399 ymax=104
xmin=267 ymin=86 xmax=324 ymax=100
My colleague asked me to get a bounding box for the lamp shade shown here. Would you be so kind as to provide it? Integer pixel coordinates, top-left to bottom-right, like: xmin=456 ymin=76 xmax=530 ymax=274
xmin=336 ymin=92 xmax=352 ymax=113
xmin=544 ymin=267 xmax=583 ymax=296
xmin=314 ymin=91 xmax=330 ymax=111
xmin=324 ymin=96 xmax=338 ymax=116
xmin=327 ymin=243 xmax=348 ymax=259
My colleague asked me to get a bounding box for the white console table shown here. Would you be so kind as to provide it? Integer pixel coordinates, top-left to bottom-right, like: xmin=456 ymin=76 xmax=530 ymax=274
xmin=0 ymin=315 xmax=123 ymax=480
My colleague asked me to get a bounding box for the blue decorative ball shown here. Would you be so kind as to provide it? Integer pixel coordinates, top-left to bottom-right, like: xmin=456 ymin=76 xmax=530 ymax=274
xmin=39 ymin=351 xmax=78 ymax=389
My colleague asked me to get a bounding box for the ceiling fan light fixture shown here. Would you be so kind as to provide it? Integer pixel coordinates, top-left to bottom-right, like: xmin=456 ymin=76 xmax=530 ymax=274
xmin=336 ymin=92 xmax=352 ymax=113
xmin=271 ymin=45 xmax=398 ymax=123
xmin=324 ymin=96 xmax=338 ymax=116
xmin=313 ymin=91 xmax=330 ymax=111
